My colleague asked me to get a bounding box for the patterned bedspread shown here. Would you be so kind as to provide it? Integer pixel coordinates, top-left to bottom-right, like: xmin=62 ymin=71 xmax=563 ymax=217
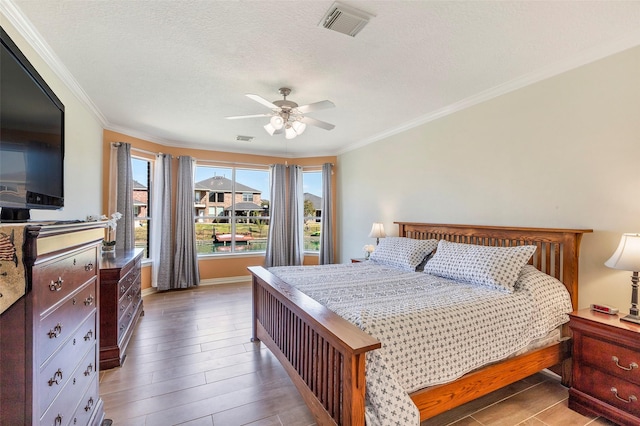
xmin=269 ymin=262 xmax=573 ymax=426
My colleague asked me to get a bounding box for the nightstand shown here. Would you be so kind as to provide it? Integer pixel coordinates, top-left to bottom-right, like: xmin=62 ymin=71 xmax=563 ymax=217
xmin=569 ymin=308 xmax=640 ymax=425
xmin=351 ymin=258 xmax=367 ymax=263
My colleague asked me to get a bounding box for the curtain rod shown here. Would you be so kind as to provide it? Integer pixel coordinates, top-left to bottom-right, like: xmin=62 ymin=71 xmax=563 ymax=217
xmin=197 ymin=158 xmax=333 ymax=169
xmin=112 ymin=143 xmax=333 ymax=168
xmin=112 ymin=142 xmax=160 ymax=157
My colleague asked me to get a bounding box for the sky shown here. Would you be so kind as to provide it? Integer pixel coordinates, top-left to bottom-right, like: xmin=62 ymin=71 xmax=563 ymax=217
xmin=132 ymin=158 xmax=323 ymax=201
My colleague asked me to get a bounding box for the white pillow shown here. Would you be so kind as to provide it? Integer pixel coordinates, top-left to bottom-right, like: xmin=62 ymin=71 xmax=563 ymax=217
xmin=369 ymin=237 xmax=439 ymax=271
xmin=424 ymin=240 xmax=537 ymax=292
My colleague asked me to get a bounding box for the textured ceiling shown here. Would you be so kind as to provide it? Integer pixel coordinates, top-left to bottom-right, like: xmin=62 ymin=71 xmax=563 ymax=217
xmin=4 ymin=0 xmax=640 ymax=157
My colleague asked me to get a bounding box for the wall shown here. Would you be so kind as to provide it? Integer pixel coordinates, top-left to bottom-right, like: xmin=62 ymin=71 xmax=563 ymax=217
xmin=338 ymin=46 xmax=640 ymax=311
xmin=1 ymin=17 xmax=103 ymax=221
xmin=103 ymin=130 xmax=337 ymax=290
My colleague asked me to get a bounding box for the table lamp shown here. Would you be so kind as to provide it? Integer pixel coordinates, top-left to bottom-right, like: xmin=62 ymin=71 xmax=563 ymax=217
xmin=368 ymin=222 xmax=386 ymax=245
xmin=605 ymin=233 xmax=640 ymax=324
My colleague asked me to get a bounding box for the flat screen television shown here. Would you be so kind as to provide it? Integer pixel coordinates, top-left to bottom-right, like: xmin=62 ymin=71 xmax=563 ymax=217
xmin=0 ymin=27 xmax=64 ymax=221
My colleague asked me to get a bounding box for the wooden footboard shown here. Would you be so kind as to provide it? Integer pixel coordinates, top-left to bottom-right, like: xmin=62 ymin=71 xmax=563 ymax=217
xmin=249 ymin=266 xmax=381 ymax=426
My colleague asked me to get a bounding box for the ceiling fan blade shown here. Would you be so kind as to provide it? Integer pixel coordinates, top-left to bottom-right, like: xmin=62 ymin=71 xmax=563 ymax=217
xmin=295 ymin=100 xmax=335 ymax=114
xmin=300 ymin=116 xmax=335 ymax=131
xmin=226 ymin=113 xmax=273 ymax=120
xmin=246 ymin=94 xmax=280 ymax=110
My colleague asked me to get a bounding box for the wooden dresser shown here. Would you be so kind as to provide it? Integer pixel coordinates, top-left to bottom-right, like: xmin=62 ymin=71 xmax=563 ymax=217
xmin=99 ymin=248 xmax=144 ymax=370
xmin=0 ymin=222 xmax=105 ymax=425
xmin=569 ymin=308 xmax=640 ymax=425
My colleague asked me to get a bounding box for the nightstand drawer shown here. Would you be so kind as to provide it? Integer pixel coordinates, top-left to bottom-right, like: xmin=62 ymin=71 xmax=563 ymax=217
xmin=575 ymin=365 xmax=640 ymax=416
xmin=579 ymin=334 xmax=640 ymax=385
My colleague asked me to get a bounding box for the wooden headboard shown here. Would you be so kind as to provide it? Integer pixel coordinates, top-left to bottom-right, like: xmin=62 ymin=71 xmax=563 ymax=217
xmin=396 ymin=222 xmax=592 ymax=309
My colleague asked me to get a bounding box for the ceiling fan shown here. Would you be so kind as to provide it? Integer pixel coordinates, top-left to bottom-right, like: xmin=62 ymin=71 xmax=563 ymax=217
xmin=226 ymin=87 xmax=335 ymax=139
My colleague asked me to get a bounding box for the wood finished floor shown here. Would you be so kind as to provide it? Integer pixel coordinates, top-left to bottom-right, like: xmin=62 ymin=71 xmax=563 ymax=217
xmin=99 ymin=282 xmax=618 ymax=426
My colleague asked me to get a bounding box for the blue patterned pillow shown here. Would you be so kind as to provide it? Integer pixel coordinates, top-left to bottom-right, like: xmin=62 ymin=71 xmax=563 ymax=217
xmin=369 ymin=237 xmax=439 ymax=271
xmin=424 ymin=240 xmax=537 ymax=292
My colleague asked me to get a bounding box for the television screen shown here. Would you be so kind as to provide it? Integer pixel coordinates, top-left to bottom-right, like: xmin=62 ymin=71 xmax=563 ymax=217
xmin=0 ymin=27 xmax=64 ymax=217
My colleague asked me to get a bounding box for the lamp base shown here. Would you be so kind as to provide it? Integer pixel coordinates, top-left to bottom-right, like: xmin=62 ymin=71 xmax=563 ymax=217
xmin=620 ymin=314 xmax=640 ymax=325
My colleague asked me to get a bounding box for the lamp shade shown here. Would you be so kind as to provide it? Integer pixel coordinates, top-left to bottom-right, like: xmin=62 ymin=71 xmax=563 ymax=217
xmin=264 ymin=123 xmax=277 ymax=136
xmin=605 ymin=233 xmax=640 ymax=271
xmin=368 ymin=222 xmax=386 ymax=239
xmin=270 ymin=115 xmax=284 ymax=130
xmin=285 ymin=125 xmax=297 ymax=140
xmin=291 ymin=120 xmax=306 ymax=135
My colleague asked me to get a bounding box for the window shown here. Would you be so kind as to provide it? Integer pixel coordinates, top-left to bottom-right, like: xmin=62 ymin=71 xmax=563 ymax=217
xmin=303 ymin=170 xmax=322 ymax=252
xmin=131 ymin=157 xmax=151 ymax=258
xmin=194 ymin=165 xmax=269 ymax=254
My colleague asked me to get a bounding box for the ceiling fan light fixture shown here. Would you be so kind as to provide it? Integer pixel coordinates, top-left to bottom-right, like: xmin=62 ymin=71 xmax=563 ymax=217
xmin=270 ymin=115 xmax=284 ymax=130
xmin=264 ymin=123 xmax=277 ymax=136
xmin=285 ymin=125 xmax=297 ymax=140
xmin=291 ymin=120 xmax=306 ymax=135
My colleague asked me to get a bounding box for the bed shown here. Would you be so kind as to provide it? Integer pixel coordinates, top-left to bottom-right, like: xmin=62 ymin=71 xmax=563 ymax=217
xmin=248 ymin=222 xmax=592 ymax=425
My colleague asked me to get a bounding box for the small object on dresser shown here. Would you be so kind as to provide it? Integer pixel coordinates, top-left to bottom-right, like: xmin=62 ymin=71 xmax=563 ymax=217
xmin=591 ymin=304 xmax=619 ymax=315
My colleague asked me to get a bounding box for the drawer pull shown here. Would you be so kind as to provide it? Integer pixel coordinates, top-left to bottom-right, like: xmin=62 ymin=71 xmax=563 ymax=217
xmin=84 ymin=262 xmax=94 ymax=271
xmin=48 ymin=323 xmax=62 ymax=338
xmin=84 ymin=396 xmax=94 ymax=412
xmin=84 ymin=295 xmax=94 ymax=306
xmin=84 ymin=363 xmax=93 ymax=376
xmin=84 ymin=329 xmax=93 ymax=341
xmin=612 ymin=356 xmax=639 ymax=371
xmin=611 ymin=387 xmax=638 ymax=404
xmin=49 ymin=278 xmax=64 ymax=291
xmin=54 ymin=414 xmax=63 ymax=426
xmin=48 ymin=369 xmax=63 ymax=386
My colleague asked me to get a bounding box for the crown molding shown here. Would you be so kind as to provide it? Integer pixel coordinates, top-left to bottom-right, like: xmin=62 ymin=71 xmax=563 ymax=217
xmin=338 ymin=31 xmax=640 ymax=156
xmin=0 ymin=0 xmax=109 ymax=126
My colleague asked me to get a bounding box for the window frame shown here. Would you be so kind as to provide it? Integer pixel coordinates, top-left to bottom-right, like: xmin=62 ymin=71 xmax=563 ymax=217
xmin=131 ymin=156 xmax=152 ymax=259
xmin=302 ymin=169 xmax=323 ymax=254
xmin=194 ymin=163 xmax=270 ymax=256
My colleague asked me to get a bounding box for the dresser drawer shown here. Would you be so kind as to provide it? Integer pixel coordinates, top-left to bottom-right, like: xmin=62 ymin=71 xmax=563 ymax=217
xmin=39 ymin=352 xmax=97 ymax=426
xmin=70 ymin=375 xmax=100 ymax=426
xmin=38 ymin=314 xmax=96 ymax=415
xmin=118 ymin=300 xmax=135 ymax=339
xmin=120 ymin=265 xmax=140 ymax=292
xmin=579 ymin=334 xmax=640 ymax=386
xmin=37 ymin=280 xmax=97 ymax=365
xmin=34 ymin=247 xmax=97 ymax=314
xmin=575 ymin=364 xmax=640 ymax=417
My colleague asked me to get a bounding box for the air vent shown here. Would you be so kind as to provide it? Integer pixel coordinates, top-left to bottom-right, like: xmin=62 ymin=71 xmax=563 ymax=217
xmin=236 ymin=135 xmax=254 ymax=142
xmin=320 ymin=2 xmax=374 ymax=37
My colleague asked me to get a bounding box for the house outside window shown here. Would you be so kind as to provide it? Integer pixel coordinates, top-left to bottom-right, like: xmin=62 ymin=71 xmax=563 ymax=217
xmin=194 ymin=165 xmax=269 ymax=254
xmin=131 ymin=157 xmax=151 ymax=258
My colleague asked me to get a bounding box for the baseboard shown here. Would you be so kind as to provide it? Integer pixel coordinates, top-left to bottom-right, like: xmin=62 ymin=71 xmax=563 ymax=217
xmin=141 ymin=287 xmax=157 ymax=297
xmin=199 ymin=275 xmax=252 ymax=286
xmin=141 ymin=275 xmax=251 ymax=297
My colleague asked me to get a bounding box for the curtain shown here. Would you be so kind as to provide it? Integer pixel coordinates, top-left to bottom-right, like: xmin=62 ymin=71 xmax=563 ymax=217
xmin=265 ymin=164 xmax=288 ymax=267
xmin=115 ymin=143 xmax=135 ymax=250
xmin=151 ymin=154 xmax=173 ymax=290
xmin=288 ymin=165 xmax=303 ymax=265
xmin=319 ymin=163 xmax=334 ymax=264
xmin=173 ymin=156 xmax=200 ymax=289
